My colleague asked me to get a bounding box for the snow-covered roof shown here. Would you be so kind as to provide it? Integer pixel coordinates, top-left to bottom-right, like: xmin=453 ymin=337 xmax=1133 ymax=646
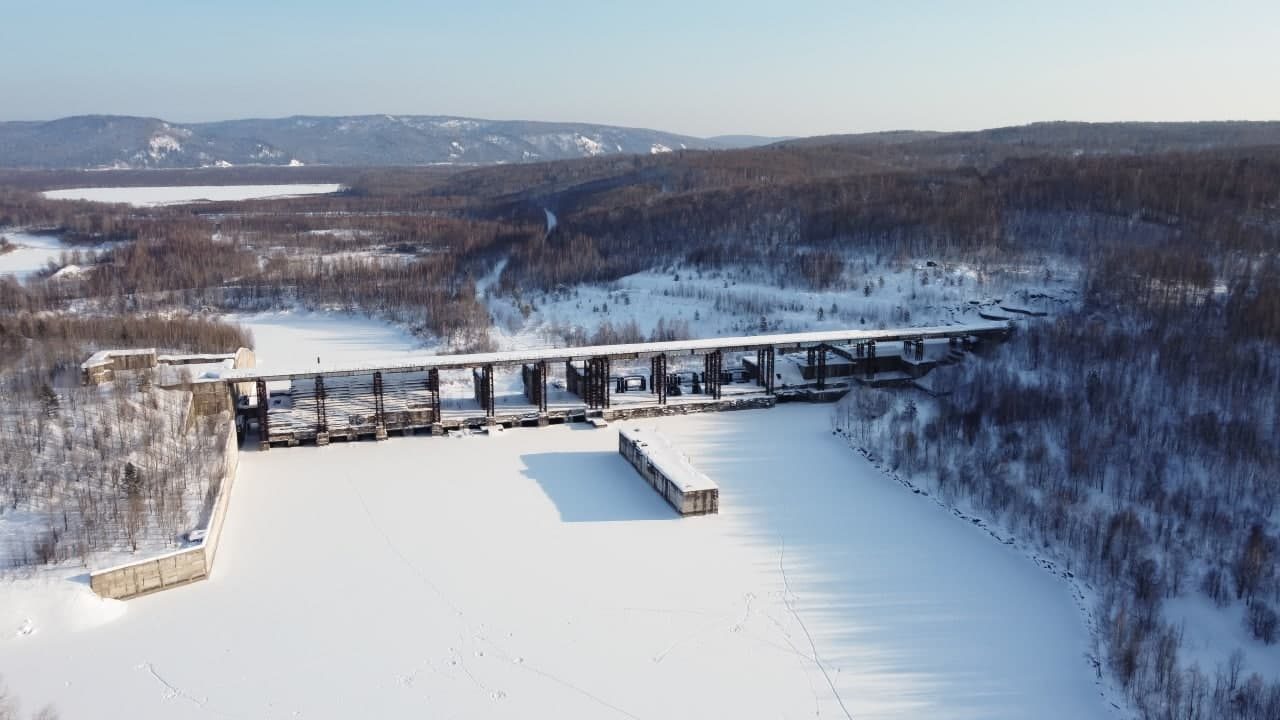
xmin=207 ymin=321 xmax=1009 ymax=383
xmin=620 ymin=426 xmax=718 ymax=493
xmin=81 ymin=348 xmax=157 ymax=370
xmin=157 ymin=353 xmax=238 ymax=363
xmin=158 ymin=360 xmax=236 ymax=386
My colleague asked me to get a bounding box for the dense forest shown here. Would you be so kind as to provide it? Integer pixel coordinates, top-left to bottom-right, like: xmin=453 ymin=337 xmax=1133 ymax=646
xmin=6 ymin=141 xmax=1276 ymax=328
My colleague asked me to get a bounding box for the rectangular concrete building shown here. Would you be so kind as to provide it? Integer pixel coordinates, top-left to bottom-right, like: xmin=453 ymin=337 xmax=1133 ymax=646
xmin=618 ymin=426 xmax=719 ymax=516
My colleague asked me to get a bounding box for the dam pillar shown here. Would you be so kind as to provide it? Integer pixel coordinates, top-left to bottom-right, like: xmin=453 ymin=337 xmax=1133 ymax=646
xmin=651 ymin=354 xmax=667 ymax=405
xmin=314 ymin=374 xmax=329 ymax=446
xmin=373 ymin=371 xmax=387 ymax=440
xmin=256 ymin=379 xmax=270 ymax=451
xmin=427 ymin=369 xmax=441 ymax=424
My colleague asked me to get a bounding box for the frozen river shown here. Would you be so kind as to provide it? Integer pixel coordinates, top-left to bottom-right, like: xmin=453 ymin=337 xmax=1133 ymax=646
xmin=42 ymin=183 xmax=342 ymax=207
xmin=229 ymin=310 xmax=429 ymax=371
xmin=0 ymin=230 xmax=72 ymax=280
xmin=0 ymin=313 xmax=1117 ymax=719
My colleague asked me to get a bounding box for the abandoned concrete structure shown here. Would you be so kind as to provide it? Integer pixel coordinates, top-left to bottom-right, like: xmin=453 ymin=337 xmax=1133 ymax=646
xmin=619 ymin=426 xmax=719 ymax=516
xmin=77 ymin=322 xmax=1009 ymax=599
xmin=198 ymin=322 xmax=1009 ymax=449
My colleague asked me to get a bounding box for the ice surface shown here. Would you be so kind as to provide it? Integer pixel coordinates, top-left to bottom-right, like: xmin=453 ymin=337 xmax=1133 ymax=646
xmin=4 ymin=301 xmax=1120 ymax=717
xmin=0 ymin=407 xmax=1114 ymax=719
xmin=42 ymin=184 xmax=343 ymax=207
xmin=226 ymin=310 xmax=428 ymax=391
xmin=0 ymin=231 xmax=72 ymax=279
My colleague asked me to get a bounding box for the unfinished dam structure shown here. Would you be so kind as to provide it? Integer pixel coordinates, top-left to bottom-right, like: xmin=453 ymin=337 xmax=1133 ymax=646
xmin=189 ymin=322 xmax=1010 ymax=450
xmin=76 ymin=321 xmax=1008 ymax=599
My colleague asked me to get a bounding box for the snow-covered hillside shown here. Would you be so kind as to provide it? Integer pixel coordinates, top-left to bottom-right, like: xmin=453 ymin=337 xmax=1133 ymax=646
xmin=0 ymin=115 xmax=730 ymax=169
xmin=485 ymin=259 xmax=1076 ymax=349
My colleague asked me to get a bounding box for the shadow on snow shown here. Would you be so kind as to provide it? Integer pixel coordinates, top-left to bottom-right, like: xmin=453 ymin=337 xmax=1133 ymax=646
xmin=520 ymin=450 xmax=677 ymax=523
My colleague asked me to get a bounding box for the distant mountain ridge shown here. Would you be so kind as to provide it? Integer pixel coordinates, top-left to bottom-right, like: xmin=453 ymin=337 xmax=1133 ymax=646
xmin=776 ymin=121 xmax=1280 ymax=154
xmin=0 ymin=114 xmax=758 ymax=170
xmin=4 ymin=116 xmax=1278 ymax=171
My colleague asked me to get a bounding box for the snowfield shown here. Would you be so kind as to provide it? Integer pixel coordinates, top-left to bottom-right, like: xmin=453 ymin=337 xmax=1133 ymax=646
xmin=0 ymin=230 xmax=73 ymax=279
xmin=229 ymin=310 xmax=428 ymax=372
xmin=227 ymin=310 xmax=431 ymax=394
xmin=2 ymin=407 xmax=1114 ymax=719
xmin=42 ymin=184 xmax=343 ymax=207
xmin=1 ymin=300 xmax=1124 ymax=718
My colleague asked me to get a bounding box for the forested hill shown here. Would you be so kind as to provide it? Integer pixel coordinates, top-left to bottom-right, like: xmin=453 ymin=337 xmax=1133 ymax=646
xmin=4 ymin=116 xmax=1278 ymax=171
xmin=0 ymin=114 xmax=728 ymax=170
xmin=437 ymin=120 xmax=1280 ymax=202
xmin=778 ymin=120 xmax=1280 ymax=152
xmin=411 ymin=127 xmax=1280 ymax=316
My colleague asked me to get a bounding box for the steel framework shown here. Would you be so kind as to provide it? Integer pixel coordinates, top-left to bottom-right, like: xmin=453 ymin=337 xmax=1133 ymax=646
xmin=314 ymin=374 xmax=328 ymax=433
xmin=427 ymin=369 xmax=441 ymax=423
xmin=650 ymin=353 xmax=668 ymax=404
xmin=703 ymin=350 xmax=723 ymax=399
xmin=372 ymin=371 xmax=385 ymax=427
xmin=256 ymin=379 xmax=269 ymax=447
xmin=585 ymin=356 xmax=611 ymax=409
xmin=755 ymin=346 xmax=775 ymax=393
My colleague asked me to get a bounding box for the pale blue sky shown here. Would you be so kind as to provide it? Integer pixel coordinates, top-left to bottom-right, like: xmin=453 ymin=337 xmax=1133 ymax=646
xmin=2 ymin=1 xmax=1276 ymax=137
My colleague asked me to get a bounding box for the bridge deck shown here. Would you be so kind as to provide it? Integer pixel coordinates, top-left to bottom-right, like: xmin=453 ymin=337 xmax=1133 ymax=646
xmin=214 ymin=321 xmax=1009 ymax=383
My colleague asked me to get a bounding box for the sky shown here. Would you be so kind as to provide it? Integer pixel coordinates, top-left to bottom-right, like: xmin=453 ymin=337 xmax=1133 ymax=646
xmin=2 ymin=0 xmax=1278 ymax=138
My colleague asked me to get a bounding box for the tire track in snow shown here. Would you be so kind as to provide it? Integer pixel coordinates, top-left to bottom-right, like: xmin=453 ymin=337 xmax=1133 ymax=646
xmin=343 ymin=473 xmax=463 ymax=618
xmin=475 ymin=634 xmax=644 ymax=720
xmin=345 ymin=474 xmax=514 ymax=703
xmin=779 ymin=540 xmax=855 ymax=720
xmin=347 ymin=474 xmax=637 ymax=716
xmin=139 ymin=662 xmax=245 ymax=719
xmin=729 ymin=591 xmax=756 ymax=632
xmin=651 ymin=616 xmax=723 ymax=664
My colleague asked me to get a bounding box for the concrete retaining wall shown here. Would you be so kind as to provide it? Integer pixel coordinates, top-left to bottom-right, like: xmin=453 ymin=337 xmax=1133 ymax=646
xmin=89 ymin=422 xmax=240 ymax=600
xmin=601 ymin=396 xmax=775 ymax=421
xmin=88 ymin=545 xmax=209 ymax=599
xmin=191 ymin=382 xmax=233 ymax=416
xmin=202 ymin=424 xmax=240 ymax=569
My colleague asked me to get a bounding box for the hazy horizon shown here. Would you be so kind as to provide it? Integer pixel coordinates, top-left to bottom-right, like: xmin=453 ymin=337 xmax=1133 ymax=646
xmin=4 ymin=0 xmax=1279 ymax=137
xmin=4 ymin=111 xmax=1280 ymax=142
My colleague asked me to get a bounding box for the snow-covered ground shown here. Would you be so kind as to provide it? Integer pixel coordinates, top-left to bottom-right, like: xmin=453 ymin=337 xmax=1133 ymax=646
xmin=0 ymin=307 xmax=1124 ymax=718
xmin=1165 ymin=595 xmax=1280 ymax=681
xmin=227 ymin=310 xmax=432 ymax=394
xmin=230 ymin=310 xmax=427 ymax=366
xmin=0 ymin=376 xmax=224 ymax=573
xmin=42 ymin=184 xmax=343 ymax=207
xmin=0 ymin=230 xmax=73 ymax=279
xmin=1 ymin=407 xmax=1115 ymax=719
xmin=488 ymin=262 xmax=1077 ymax=347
